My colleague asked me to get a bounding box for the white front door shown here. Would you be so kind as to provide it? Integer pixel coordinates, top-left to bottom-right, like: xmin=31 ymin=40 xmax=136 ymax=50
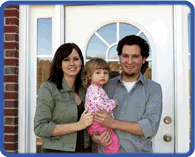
xmin=65 ymin=5 xmax=175 ymax=153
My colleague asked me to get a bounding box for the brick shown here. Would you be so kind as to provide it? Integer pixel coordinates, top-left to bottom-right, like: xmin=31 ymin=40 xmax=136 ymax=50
xmin=5 ymin=34 xmax=19 ymax=42
xmin=5 ymin=50 xmax=19 ymax=58
xmin=4 ymin=134 xmax=18 ymax=142
xmin=4 ymin=93 xmax=18 ymax=99
xmin=4 ymin=10 xmax=19 ymax=17
xmin=4 ymin=117 xmax=18 ymax=125
xmin=4 ymin=67 xmax=18 ymax=75
xmin=4 ymin=76 xmax=18 ymax=82
xmin=4 ymin=143 xmax=18 ymax=150
xmin=5 ymin=18 xmax=19 ymax=26
xmin=4 ymin=43 xmax=19 ymax=50
xmin=5 ymin=5 xmax=19 ymax=10
xmin=4 ymin=109 xmax=18 ymax=116
xmin=4 ymin=126 xmax=18 ymax=133
xmin=5 ymin=84 xmax=18 ymax=92
xmin=4 ymin=101 xmax=18 ymax=108
xmin=4 ymin=26 xmax=19 ymax=34
xmin=4 ymin=59 xmax=18 ymax=66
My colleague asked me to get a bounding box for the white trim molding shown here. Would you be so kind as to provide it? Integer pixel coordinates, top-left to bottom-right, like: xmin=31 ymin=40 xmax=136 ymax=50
xmin=174 ymin=5 xmax=190 ymax=153
xmin=55 ymin=5 xmax=65 ymax=54
xmin=18 ymin=5 xmax=30 ymax=153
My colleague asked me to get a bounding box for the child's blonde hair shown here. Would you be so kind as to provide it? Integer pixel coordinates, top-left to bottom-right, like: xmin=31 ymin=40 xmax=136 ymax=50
xmin=83 ymin=58 xmax=110 ymax=88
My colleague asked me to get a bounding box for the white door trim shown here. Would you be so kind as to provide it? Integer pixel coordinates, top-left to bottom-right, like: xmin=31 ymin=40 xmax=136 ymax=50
xmin=18 ymin=5 xmax=30 ymax=153
xmin=55 ymin=5 xmax=65 ymax=49
xmin=173 ymin=5 xmax=190 ymax=153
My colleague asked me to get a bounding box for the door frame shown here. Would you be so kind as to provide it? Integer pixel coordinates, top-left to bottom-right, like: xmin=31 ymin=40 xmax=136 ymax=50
xmin=19 ymin=4 xmax=190 ymax=153
xmin=18 ymin=5 xmax=64 ymax=153
xmin=173 ymin=5 xmax=190 ymax=153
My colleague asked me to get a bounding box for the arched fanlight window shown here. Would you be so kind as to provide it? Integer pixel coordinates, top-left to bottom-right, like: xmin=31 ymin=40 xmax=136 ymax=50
xmin=85 ymin=22 xmax=152 ymax=79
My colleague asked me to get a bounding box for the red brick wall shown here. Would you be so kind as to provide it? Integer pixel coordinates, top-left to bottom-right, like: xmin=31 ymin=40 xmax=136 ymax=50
xmin=4 ymin=5 xmax=19 ymax=153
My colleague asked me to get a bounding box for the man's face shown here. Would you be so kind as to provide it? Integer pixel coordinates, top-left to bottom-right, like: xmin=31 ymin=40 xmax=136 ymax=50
xmin=119 ymin=45 xmax=146 ymax=81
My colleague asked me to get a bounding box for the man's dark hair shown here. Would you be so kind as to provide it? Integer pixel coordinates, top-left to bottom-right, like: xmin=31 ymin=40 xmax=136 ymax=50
xmin=117 ymin=35 xmax=150 ymax=58
xmin=47 ymin=43 xmax=84 ymax=93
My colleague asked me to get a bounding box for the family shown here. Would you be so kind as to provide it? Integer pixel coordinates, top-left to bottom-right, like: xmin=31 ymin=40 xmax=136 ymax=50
xmin=34 ymin=35 xmax=163 ymax=153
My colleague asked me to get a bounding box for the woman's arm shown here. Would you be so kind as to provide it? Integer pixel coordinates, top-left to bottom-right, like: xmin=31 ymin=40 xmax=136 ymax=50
xmin=51 ymin=110 xmax=93 ymax=136
xmin=34 ymin=82 xmax=93 ymax=138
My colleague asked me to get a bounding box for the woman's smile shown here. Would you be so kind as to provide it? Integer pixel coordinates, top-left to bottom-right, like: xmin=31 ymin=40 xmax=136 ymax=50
xmin=68 ymin=67 xmax=77 ymax=71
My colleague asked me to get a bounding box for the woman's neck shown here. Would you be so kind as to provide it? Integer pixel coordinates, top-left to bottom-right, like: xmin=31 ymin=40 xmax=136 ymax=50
xmin=64 ymin=75 xmax=76 ymax=91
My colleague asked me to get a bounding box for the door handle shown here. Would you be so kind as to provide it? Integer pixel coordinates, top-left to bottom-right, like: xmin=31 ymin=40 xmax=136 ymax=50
xmin=163 ymin=133 xmax=172 ymax=142
xmin=164 ymin=116 xmax=172 ymax=124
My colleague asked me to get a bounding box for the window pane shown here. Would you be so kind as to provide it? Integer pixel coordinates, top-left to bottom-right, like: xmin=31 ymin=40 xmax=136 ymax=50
xmin=109 ymin=45 xmax=118 ymax=59
xmin=37 ymin=18 xmax=52 ymax=55
xmin=97 ymin=23 xmax=117 ymax=45
xmin=120 ymin=23 xmax=139 ymax=40
xmin=139 ymin=33 xmax=151 ymax=59
xmin=37 ymin=57 xmax=52 ymax=92
xmin=86 ymin=34 xmax=107 ymax=59
xmin=109 ymin=61 xmax=121 ymax=73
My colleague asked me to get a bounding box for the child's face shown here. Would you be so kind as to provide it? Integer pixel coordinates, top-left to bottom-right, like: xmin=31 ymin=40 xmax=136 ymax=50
xmin=91 ymin=69 xmax=109 ymax=87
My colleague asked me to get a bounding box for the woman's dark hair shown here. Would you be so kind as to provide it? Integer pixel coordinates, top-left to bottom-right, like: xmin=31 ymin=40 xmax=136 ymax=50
xmin=117 ymin=35 xmax=150 ymax=58
xmin=47 ymin=43 xmax=84 ymax=93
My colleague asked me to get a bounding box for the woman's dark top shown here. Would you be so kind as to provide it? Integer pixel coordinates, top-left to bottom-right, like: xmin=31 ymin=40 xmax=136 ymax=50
xmin=75 ymin=101 xmax=85 ymax=151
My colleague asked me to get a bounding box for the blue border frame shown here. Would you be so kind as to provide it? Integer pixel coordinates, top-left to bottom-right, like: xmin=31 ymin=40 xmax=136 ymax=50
xmin=0 ymin=1 xmax=194 ymax=157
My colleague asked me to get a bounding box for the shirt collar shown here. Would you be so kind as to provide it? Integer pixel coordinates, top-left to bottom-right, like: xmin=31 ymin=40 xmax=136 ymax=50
xmin=61 ymin=77 xmax=73 ymax=92
xmin=117 ymin=72 xmax=145 ymax=85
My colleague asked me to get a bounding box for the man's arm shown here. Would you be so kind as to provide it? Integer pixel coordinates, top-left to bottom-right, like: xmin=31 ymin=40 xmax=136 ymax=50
xmin=91 ymin=130 xmax=113 ymax=147
xmin=94 ymin=84 xmax=162 ymax=138
xmin=94 ymin=108 xmax=144 ymax=136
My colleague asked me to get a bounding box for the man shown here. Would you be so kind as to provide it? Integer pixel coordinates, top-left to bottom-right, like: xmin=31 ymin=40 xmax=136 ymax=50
xmin=92 ymin=35 xmax=162 ymax=153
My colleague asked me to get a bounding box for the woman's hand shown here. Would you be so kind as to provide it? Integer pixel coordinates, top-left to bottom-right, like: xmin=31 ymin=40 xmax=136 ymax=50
xmin=78 ymin=110 xmax=93 ymax=130
xmin=92 ymin=130 xmax=112 ymax=147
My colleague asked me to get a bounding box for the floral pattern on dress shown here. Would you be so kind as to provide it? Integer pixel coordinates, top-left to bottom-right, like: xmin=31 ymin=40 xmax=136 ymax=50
xmin=85 ymin=84 xmax=116 ymax=115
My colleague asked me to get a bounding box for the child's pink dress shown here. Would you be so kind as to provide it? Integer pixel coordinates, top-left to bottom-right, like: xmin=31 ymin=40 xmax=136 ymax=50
xmin=85 ymin=84 xmax=120 ymax=153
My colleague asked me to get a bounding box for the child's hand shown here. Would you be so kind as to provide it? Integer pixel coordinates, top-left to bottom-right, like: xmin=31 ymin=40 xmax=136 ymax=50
xmin=113 ymin=99 xmax=118 ymax=107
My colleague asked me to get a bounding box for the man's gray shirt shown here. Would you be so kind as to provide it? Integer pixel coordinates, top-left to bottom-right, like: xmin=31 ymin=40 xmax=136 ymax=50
xmin=98 ymin=73 xmax=163 ymax=153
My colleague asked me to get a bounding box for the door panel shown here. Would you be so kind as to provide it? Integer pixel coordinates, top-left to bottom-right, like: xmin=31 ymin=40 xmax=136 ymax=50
xmin=65 ymin=5 xmax=174 ymax=153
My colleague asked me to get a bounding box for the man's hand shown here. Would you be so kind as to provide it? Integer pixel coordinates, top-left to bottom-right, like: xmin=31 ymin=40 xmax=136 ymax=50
xmin=113 ymin=99 xmax=118 ymax=107
xmin=92 ymin=130 xmax=112 ymax=147
xmin=94 ymin=107 xmax=115 ymax=128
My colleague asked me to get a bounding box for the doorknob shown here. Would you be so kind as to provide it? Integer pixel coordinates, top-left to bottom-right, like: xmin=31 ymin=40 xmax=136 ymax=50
xmin=163 ymin=133 xmax=172 ymax=142
xmin=164 ymin=116 xmax=172 ymax=124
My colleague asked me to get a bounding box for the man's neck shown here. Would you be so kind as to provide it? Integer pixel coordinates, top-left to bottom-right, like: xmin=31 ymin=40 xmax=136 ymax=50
xmin=122 ymin=72 xmax=140 ymax=82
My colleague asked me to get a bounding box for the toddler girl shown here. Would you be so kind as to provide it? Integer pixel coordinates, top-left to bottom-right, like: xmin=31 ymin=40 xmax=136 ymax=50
xmin=83 ymin=58 xmax=120 ymax=153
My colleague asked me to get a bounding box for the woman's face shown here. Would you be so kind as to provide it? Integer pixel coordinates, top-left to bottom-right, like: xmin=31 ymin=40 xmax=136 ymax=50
xmin=61 ymin=48 xmax=82 ymax=79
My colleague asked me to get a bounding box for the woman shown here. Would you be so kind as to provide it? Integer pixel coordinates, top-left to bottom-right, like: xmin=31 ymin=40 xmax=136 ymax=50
xmin=34 ymin=43 xmax=93 ymax=153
